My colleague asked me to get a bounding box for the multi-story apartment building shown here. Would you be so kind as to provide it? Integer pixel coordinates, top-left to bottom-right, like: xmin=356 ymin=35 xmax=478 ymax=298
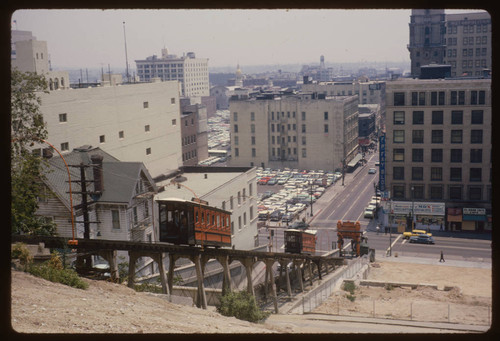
xmin=384 ymin=77 xmax=491 ymax=232
xmin=228 ymin=92 xmax=359 ymax=171
xmin=135 ymin=49 xmax=209 ymax=97
xmin=179 ymin=98 xmax=209 ymax=166
xmin=408 ymin=10 xmax=491 ymax=78
xmin=36 ymin=80 xmax=183 ymax=180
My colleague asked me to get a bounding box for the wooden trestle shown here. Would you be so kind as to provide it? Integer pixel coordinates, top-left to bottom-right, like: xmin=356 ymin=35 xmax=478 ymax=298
xmin=11 ymin=235 xmax=345 ymax=313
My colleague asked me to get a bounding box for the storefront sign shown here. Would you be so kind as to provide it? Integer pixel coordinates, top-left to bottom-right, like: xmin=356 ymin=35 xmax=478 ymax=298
xmin=463 ymin=208 xmax=486 ymax=215
xmin=379 ymin=134 xmax=385 ymax=191
xmin=447 ymin=208 xmax=462 ymax=222
xmin=391 ymin=201 xmax=445 ymax=215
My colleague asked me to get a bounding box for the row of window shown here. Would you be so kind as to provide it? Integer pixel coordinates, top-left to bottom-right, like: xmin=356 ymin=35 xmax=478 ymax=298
xmin=392 ymin=129 xmax=484 ymax=144
xmin=182 ymin=134 xmax=197 ymax=146
xmin=392 ymin=184 xmax=489 ymax=201
xmin=392 ymin=166 xmax=488 ymax=182
xmin=447 ymin=23 xmax=489 ymax=34
xmin=182 ymin=149 xmax=197 ymax=161
xmin=271 ymin=147 xmax=298 ymax=157
xmin=393 ymin=148 xmax=488 ymax=164
xmin=393 ymin=109 xmax=484 ymax=125
xmin=393 ymin=90 xmax=487 ymax=106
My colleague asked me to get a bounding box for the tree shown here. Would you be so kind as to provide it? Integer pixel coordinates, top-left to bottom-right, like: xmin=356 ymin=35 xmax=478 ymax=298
xmin=11 ymin=69 xmax=56 ymax=236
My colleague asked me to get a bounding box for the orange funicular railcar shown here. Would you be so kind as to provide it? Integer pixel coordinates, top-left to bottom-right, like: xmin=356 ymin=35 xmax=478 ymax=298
xmin=157 ymin=197 xmax=231 ymax=247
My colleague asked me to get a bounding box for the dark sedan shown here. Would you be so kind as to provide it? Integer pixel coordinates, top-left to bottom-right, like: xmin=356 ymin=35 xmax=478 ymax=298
xmin=409 ymin=235 xmax=435 ymax=244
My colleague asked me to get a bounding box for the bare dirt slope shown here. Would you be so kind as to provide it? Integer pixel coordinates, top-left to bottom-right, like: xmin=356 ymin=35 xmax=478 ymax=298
xmin=313 ymin=261 xmax=492 ymax=326
xmin=10 ymin=260 xmax=492 ymax=333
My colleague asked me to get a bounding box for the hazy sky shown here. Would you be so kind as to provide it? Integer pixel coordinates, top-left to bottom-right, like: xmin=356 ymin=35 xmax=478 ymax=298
xmin=11 ymin=9 xmax=483 ymax=70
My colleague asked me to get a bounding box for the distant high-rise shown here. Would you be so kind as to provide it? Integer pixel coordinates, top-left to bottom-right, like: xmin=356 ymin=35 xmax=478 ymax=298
xmin=408 ymin=10 xmax=491 ymax=78
xmin=135 ymin=48 xmax=209 ymax=98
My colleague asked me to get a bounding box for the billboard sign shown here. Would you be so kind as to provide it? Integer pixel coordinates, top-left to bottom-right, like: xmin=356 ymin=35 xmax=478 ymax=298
xmin=379 ymin=134 xmax=386 ymax=191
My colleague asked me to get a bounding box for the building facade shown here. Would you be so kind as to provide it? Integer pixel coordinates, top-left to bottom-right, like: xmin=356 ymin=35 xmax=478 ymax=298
xmin=228 ymin=92 xmax=359 ymax=171
xmin=408 ymin=10 xmax=492 ymax=78
xmin=37 ymin=80 xmax=183 ymax=180
xmin=135 ymin=49 xmax=209 ymax=97
xmin=384 ymin=78 xmax=491 ymax=231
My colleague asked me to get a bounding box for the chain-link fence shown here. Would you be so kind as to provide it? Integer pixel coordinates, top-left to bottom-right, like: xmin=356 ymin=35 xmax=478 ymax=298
xmin=294 ymin=255 xmax=369 ymax=314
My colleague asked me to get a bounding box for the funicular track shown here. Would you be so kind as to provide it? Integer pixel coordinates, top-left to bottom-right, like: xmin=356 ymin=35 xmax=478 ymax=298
xmin=11 ymin=235 xmax=345 ymax=313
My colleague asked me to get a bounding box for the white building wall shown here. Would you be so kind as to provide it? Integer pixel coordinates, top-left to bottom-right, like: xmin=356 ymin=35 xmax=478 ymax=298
xmin=12 ymin=39 xmax=49 ymax=74
xmin=39 ymin=81 xmax=182 ymax=179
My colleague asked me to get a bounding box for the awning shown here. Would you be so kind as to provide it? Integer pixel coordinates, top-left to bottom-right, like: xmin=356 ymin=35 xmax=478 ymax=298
xmin=347 ymin=153 xmax=363 ymax=167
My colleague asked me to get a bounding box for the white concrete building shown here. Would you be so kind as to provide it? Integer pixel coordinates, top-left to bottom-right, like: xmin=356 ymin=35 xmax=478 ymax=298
xmin=228 ymin=92 xmax=359 ymax=171
xmin=37 ymin=80 xmax=183 ymax=179
xmin=155 ymin=167 xmax=259 ymax=250
xmin=135 ymin=49 xmax=209 ymax=98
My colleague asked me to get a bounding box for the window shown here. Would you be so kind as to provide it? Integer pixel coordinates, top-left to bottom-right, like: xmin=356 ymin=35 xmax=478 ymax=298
xmin=451 ymin=111 xmax=463 ymax=124
xmin=146 ymin=147 xmax=151 ymax=155
xmin=431 ymin=149 xmax=443 ymax=162
xmin=59 ymin=113 xmax=67 ymax=122
xmin=238 ymin=216 xmax=242 ymax=230
xmin=251 ymin=112 xmax=255 ymax=121
xmin=412 ymin=130 xmax=424 ymax=143
xmin=99 ymin=135 xmax=105 ymax=143
xmin=393 ymin=167 xmax=404 ymax=180
xmin=393 ymin=148 xmax=404 ymax=162
xmin=458 ymin=91 xmax=465 ymax=105
xmin=252 ymin=148 xmax=256 ymax=157
xmin=450 ymin=149 xmax=462 ymax=163
xmin=393 ymin=111 xmax=405 ymax=125
xmin=412 ymin=111 xmax=424 ymax=124
xmin=471 ymin=110 xmax=483 ymax=124
xmin=393 ymin=92 xmax=405 ymax=106
xmin=324 ymin=124 xmax=329 ymax=133
xmin=470 ymin=149 xmax=482 ymax=163
xmin=450 ymin=167 xmax=462 ymax=181
xmin=112 ymin=210 xmax=120 ymax=229
xmin=412 ymin=167 xmax=423 ymax=180
xmin=392 ymin=185 xmax=405 ymax=199
xmin=430 ymin=185 xmax=444 ymax=200
xmin=171 ymin=98 xmax=175 ymax=104
xmin=438 ymin=91 xmax=445 ymax=105
xmin=60 ymin=142 xmax=69 ymax=151
xmin=469 ymin=186 xmax=482 ymax=201
xmin=251 ymin=136 xmax=255 ymax=145
xmin=411 ymin=92 xmax=418 ymax=106
xmin=393 ymin=130 xmax=405 ymax=143
xmin=233 ymin=112 xmax=238 ymax=121
xmin=251 ymin=124 xmax=255 ymax=133
xmin=172 ymin=119 xmax=176 ymax=126
xmin=449 ymin=186 xmax=462 ymax=200
xmin=234 ymin=148 xmax=239 ymax=157
xmin=471 ymin=91 xmax=478 ymax=105
xmin=230 ymin=196 xmax=234 ymax=209
xmin=470 ymin=168 xmax=482 ymax=182
xmin=471 ymin=130 xmax=483 ymax=144
xmin=145 ymin=125 xmax=150 ymax=132
xmin=413 ymin=185 xmax=425 ymax=199
xmin=302 ymin=124 xmax=306 ymax=133
xmin=430 ymin=92 xmax=437 ymax=105
xmin=235 ymin=136 xmax=239 ymax=145
xmin=133 ymin=207 xmax=138 ymax=224
xmin=324 ymin=112 xmax=328 ymax=120
xmin=450 ymin=91 xmax=458 ymax=105
xmin=419 ymin=92 xmax=426 ymax=106
xmin=431 ymin=130 xmax=443 ymax=143
xmin=302 ymin=112 xmax=306 ymax=120
xmin=431 ymin=167 xmax=442 ymax=181
xmin=143 ymin=101 xmax=149 ymax=108
xmin=234 ymin=124 xmax=238 ymax=133
xmin=478 ymin=91 xmax=486 ymax=105
xmin=432 ymin=111 xmax=443 ymax=124
xmin=118 ymin=131 xmax=124 ymax=139
xmin=412 ymin=149 xmax=423 ymax=162
xmin=450 ymin=130 xmax=462 ymax=144
xmin=302 ymin=136 xmax=306 ymax=145
xmin=302 ymin=148 xmax=307 ymax=158
xmin=271 ymin=124 xmax=275 ymax=132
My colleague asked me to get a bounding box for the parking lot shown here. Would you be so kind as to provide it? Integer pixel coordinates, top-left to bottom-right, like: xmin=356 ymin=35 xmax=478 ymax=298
xmin=256 ymin=167 xmax=343 ymax=227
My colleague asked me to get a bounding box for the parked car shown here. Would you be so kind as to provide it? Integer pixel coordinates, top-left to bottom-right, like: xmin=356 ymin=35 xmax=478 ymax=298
xmin=368 ymin=168 xmax=377 ymax=174
xmin=258 ymin=210 xmax=270 ymax=221
xmin=258 ymin=177 xmax=271 ymax=185
xmin=409 ymin=235 xmax=435 ymax=244
xmin=269 ymin=210 xmax=283 ymax=221
xmin=281 ymin=212 xmax=295 ymax=223
xmin=267 ymin=178 xmax=278 ymax=185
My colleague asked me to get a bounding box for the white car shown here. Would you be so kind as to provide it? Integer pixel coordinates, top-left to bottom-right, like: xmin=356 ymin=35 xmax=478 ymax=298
xmin=364 ymin=206 xmax=375 ymax=218
xmin=368 ymin=168 xmax=377 ymax=174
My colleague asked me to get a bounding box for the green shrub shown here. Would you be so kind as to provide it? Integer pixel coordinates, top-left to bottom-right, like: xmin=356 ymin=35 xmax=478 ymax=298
xmin=385 ymin=283 xmax=394 ymax=291
xmin=217 ymin=291 xmax=270 ymax=323
xmin=26 ymin=252 xmax=88 ymax=290
xmin=11 ymin=242 xmax=33 ymax=270
xmin=343 ymin=281 xmax=356 ymax=295
xmin=346 ymin=294 xmax=356 ymax=302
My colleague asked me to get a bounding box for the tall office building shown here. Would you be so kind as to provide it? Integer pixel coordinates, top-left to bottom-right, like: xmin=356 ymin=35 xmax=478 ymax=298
xmin=135 ymin=48 xmax=209 ymax=98
xmin=228 ymin=92 xmax=359 ymax=171
xmin=384 ymin=77 xmax=491 ymax=231
xmin=408 ymin=10 xmax=491 ymax=78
